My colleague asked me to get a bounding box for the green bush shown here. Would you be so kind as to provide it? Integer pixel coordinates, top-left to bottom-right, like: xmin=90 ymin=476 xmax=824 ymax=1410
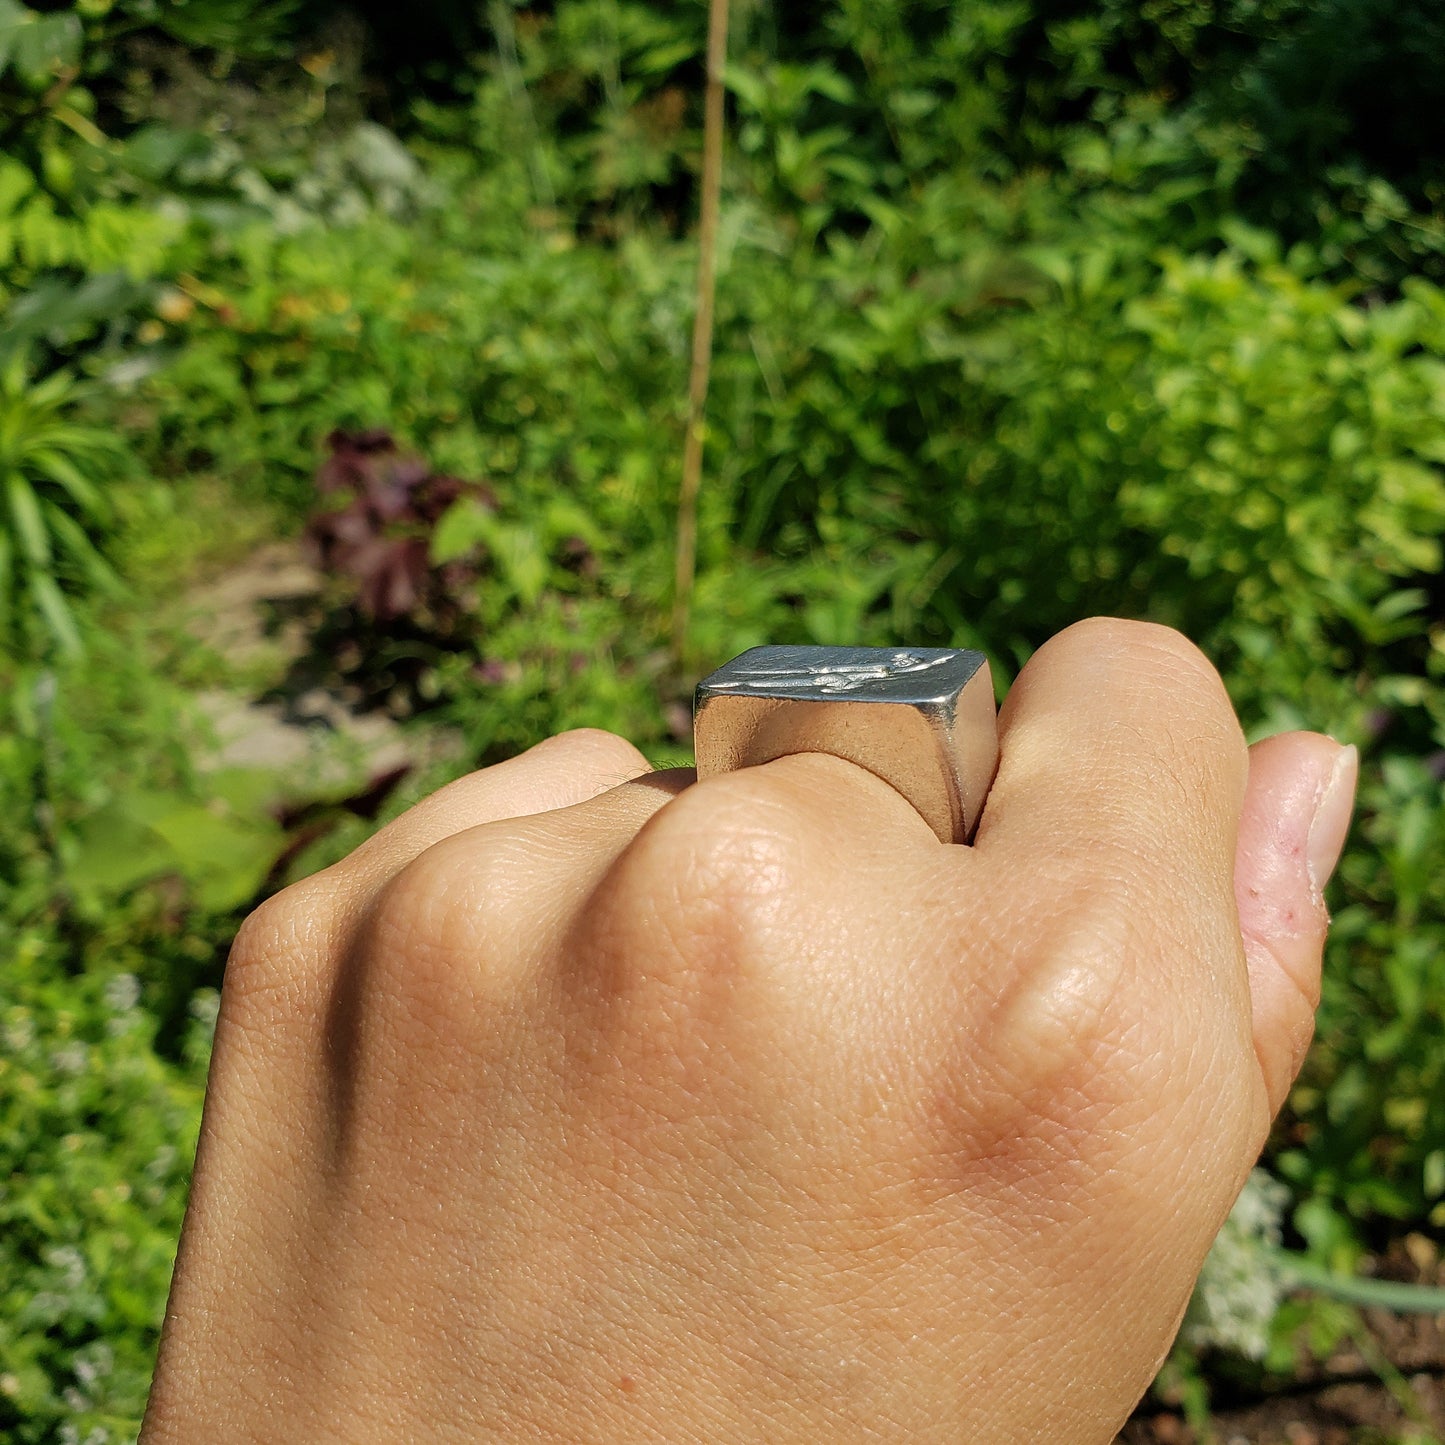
xmin=0 ymin=927 xmax=213 ymax=1445
xmin=1289 ymin=757 xmax=1445 ymax=1244
xmin=124 ymin=127 xmax=1445 ymax=738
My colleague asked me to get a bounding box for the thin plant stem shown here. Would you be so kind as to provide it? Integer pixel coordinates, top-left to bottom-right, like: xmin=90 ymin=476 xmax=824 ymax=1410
xmin=490 ymin=0 xmax=555 ymax=210
xmin=1277 ymin=1252 xmax=1445 ymax=1313
xmin=671 ymin=0 xmax=730 ymax=668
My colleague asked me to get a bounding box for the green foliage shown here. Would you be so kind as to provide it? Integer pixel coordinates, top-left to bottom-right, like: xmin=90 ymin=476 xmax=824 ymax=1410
xmin=2 ymin=610 xmax=222 ymax=898
xmin=0 ymin=355 xmax=126 ymax=657
xmin=0 ymin=0 xmax=83 ymax=98
xmin=144 ymin=0 xmax=307 ymax=56
xmin=413 ymin=0 xmax=704 ymax=229
xmin=66 ymin=772 xmax=287 ymax=916
xmin=0 ymin=0 xmax=308 ymax=187
xmin=0 ymin=0 xmax=425 ymax=380
xmin=932 ymin=249 xmax=1445 ymax=719
xmin=116 ymin=32 xmax=435 ymax=234
xmin=0 ymin=930 xmax=213 ymax=1444
xmin=0 ymin=589 xmax=317 ymax=1441
xmin=1281 ymin=755 xmax=1445 ymax=1244
xmin=125 ymin=109 xmax=1445 ymax=736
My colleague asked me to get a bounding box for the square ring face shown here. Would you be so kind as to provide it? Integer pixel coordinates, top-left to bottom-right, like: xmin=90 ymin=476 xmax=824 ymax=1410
xmin=696 ymin=645 xmax=989 ymax=706
xmin=693 ymin=645 xmax=998 ymax=844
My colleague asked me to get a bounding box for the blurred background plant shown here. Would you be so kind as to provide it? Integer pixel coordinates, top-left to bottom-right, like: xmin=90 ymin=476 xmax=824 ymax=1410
xmin=4 ymin=1 xmax=1445 ymax=1440
xmin=0 ymin=353 xmax=126 ymax=656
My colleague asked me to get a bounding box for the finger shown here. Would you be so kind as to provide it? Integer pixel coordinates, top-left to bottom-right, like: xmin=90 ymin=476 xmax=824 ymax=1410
xmin=577 ymin=747 xmax=941 ymax=937
xmin=957 ymin=619 xmax=1258 ymax=1200
xmin=361 ymin=769 xmax=695 ymax=1018
xmin=1234 ymin=732 xmax=1357 ymax=1114
xmin=242 ymin=729 xmax=654 ymax=970
xmin=978 ymin=617 xmax=1247 ymax=881
xmin=553 ymin=748 xmax=947 ymax=1080
xmin=333 ymin=728 xmax=652 ymax=901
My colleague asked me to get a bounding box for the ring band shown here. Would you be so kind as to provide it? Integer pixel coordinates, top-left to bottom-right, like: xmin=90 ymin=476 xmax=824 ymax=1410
xmin=693 ymin=645 xmax=999 ymax=844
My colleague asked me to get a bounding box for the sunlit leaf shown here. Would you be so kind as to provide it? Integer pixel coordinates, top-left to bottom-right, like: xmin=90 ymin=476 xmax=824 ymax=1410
xmin=6 ymin=471 xmax=49 ymax=564
xmin=28 ymin=568 xmax=81 ymax=653
xmin=41 ymin=500 xmax=120 ymax=591
xmin=27 ymin=446 xmax=106 ymax=518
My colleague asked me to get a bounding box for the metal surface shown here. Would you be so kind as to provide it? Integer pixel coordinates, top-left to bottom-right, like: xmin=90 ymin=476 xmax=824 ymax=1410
xmin=693 ymin=645 xmax=998 ymax=844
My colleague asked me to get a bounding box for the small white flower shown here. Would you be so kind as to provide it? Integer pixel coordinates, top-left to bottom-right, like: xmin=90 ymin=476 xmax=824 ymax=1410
xmin=43 ymin=1245 xmax=87 ymax=1291
xmin=145 ymin=1145 xmax=178 ymax=1181
xmin=50 ymin=1043 xmax=88 ymax=1076
xmin=189 ymin=990 xmax=221 ymax=1031
xmin=103 ymin=974 xmax=142 ymax=1014
xmin=4 ymin=1013 xmax=35 ymax=1052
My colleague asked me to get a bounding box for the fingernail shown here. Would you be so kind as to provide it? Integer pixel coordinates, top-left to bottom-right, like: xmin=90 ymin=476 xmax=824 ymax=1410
xmin=1307 ymin=744 xmax=1358 ymax=895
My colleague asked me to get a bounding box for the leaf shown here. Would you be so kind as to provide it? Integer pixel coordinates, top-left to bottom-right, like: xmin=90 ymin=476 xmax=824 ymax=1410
xmin=50 ymin=103 xmax=107 ymax=147
xmin=1425 ymin=1151 xmax=1445 ymax=1201
xmin=7 ymin=471 xmax=51 ymax=564
xmin=723 ymin=63 xmax=768 ymax=112
xmin=431 ymin=496 xmax=496 ymax=564
xmin=541 ymin=496 xmax=604 ymax=550
xmin=635 ymin=38 xmax=697 ymax=74
xmin=64 ymin=798 xmax=179 ymax=903
xmin=26 ymin=445 xmax=106 ymax=517
xmin=0 ymin=0 xmax=32 ymax=78
xmin=67 ymin=790 xmax=285 ymax=912
xmin=15 ymin=362 xmax=71 ymax=411
xmin=12 ymin=10 xmax=80 ymax=87
xmin=801 ymin=64 xmax=854 ymax=105
xmin=0 ymin=156 xmax=36 ymax=217
xmin=41 ymin=501 xmax=119 ymax=591
xmin=0 ymin=274 xmax=150 ymax=368
xmin=355 ymin=535 xmax=428 ymax=620
xmin=1373 ymin=588 xmax=1428 ymax=623
xmin=490 ymin=521 xmax=548 ymax=606
xmin=123 ymin=123 xmax=213 ymax=183
xmin=147 ymin=802 xmax=284 ymax=912
xmin=28 ymin=568 xmax=81 ymax=654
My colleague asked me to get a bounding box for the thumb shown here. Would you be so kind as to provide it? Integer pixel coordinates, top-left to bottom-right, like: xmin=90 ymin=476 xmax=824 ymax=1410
xmin=1234 ymin=732 xmax=1358 ymax=1114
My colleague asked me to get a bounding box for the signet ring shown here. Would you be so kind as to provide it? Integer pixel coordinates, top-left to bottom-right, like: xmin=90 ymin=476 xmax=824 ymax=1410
xmin=692 ymin=645 xmax=999 ymax=845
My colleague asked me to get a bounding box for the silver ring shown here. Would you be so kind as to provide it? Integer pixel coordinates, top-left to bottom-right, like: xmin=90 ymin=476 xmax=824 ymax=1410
xmin=693 ymin=645 xmax=999 ymax=844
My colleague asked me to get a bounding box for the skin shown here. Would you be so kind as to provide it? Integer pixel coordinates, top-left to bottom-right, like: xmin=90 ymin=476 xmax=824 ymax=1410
xmin=140 ymin=619 xmax=1358 ymax=1443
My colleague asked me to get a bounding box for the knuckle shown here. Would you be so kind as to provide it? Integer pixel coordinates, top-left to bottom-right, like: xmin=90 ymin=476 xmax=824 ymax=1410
xmin=364 ymin=825 xmax=540 ymax=1031
xmin=222 ymin=876 xmax=336 ymax=1027
xmin=1067 ymin=618 xmax=1239 ymax=723
xmin=576 ymin=775 xmax=810 ymax=1018
xmin=533 ymin=726 xmax=649 ymax=782
xmin=955 ymin=882 xmax=1139 ymax=1119
xmin=635 ymin=774 xmax=809 ymax=921
xmin=373 ymin=832 xmax=473 ymax=946
xmin=930 ymin=865 xmax=1251 ymax=1184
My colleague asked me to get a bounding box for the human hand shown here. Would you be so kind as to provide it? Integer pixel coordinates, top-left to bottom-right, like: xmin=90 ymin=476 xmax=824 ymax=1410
xmin=140 ymin=619 xmax=1357 ymax=1443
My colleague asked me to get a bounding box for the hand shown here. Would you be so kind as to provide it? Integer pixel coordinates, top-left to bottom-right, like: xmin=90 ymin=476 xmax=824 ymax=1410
xmin=141 ymin=620 xmax=1357 ymax=1443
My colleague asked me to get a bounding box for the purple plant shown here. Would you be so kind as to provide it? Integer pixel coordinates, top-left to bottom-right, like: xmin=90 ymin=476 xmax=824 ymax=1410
xmin=305 ymin=428 xmax=496 ymax=623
